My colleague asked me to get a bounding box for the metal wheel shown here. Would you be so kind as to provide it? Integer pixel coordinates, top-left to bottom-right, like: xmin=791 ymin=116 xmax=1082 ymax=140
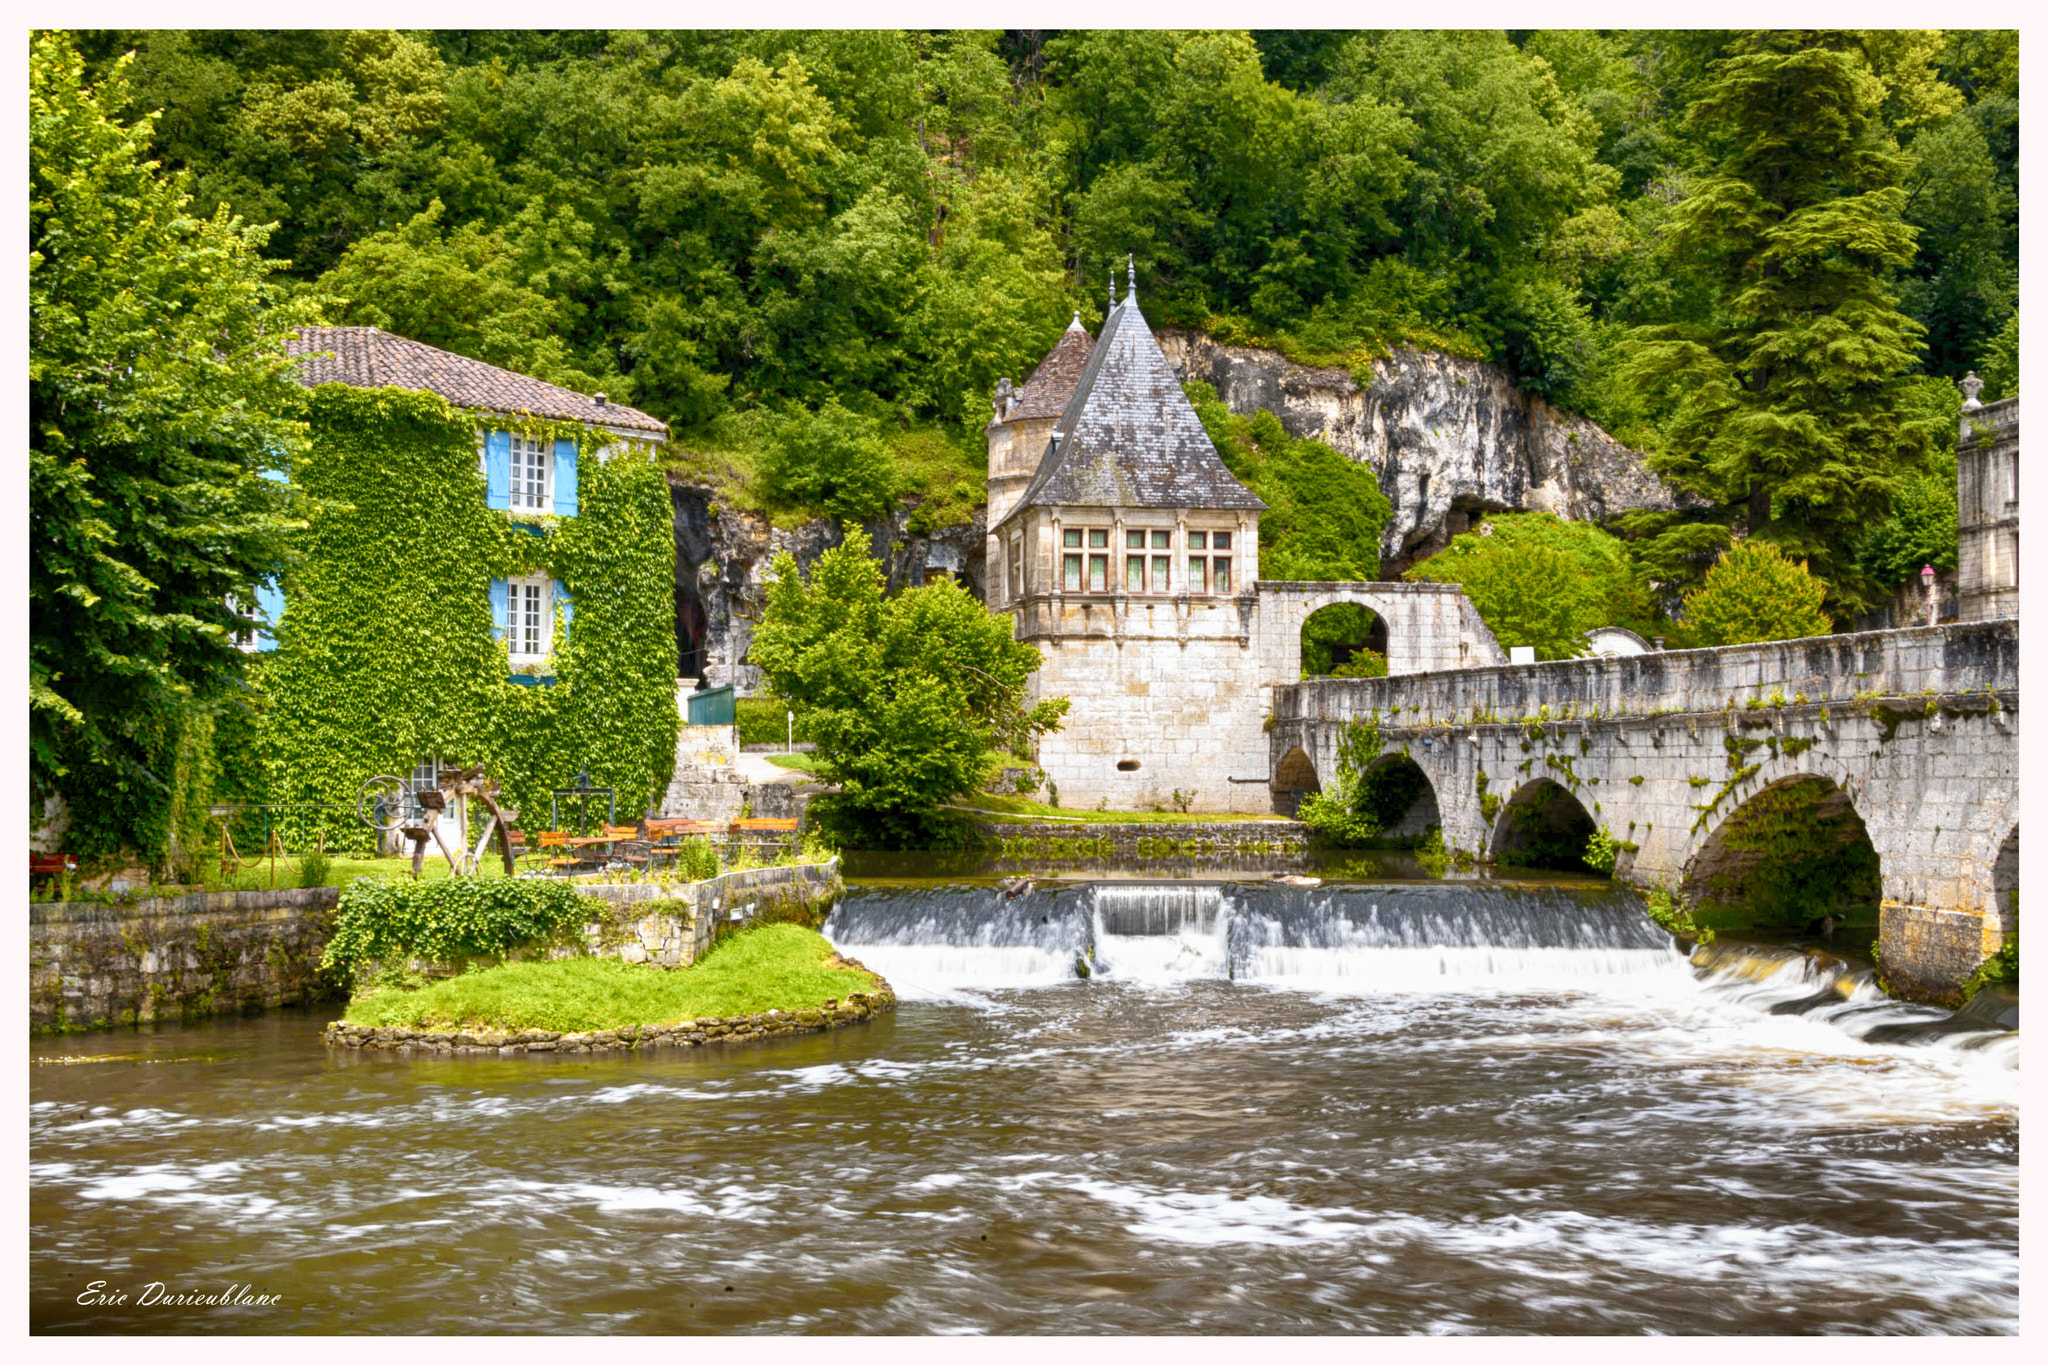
xmin=357 ymin=774 xmax=411 ymax=832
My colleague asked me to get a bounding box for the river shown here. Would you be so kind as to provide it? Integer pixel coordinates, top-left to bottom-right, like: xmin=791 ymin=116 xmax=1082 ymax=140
xmin=30 ymin=879 xmax=2017 ymax=1334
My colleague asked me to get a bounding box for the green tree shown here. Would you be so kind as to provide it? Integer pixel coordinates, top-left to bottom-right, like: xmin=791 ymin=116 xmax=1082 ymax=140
xmin=30 ymin=33 xmax=314 ymax=867
xmin=313 ymin=199 xmax=617 ymax=394
xmin=1976 ymin=312 xmax=2018 ymax=400
xmin=1621 ymin=33 xmax=1942 ymax=618
xmin=1680 ymin=540 xmax=1831 ymax=646
xmin=1405 ymin=513 xmax=1650 ymax=659
xmin=748 ymin=525 xmax=1069 ymax=845
xmin=1856 ymin=375 xmax=1961 ymax=589
xmin=761 ymin=401 xmax=903 ymax=520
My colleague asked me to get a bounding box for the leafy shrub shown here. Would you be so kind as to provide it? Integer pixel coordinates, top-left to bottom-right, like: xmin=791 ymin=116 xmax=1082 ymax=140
xmin=321 ymin=876 xmax=589 ymax=980
xmin=736 ymin=696 xmax=814 ymax=747
xmin=297 ymin=848 xmax=332 ymax=889
xmin=1406 ymin=512 xmax=1652 ymax=659
xmin=671 ymin=836 xmax=719 ymax=883
xmin=1583 ymin=826 xmax=1622 ymax=874
xmin=1681 ymin=540 xmax=1831 ymax=646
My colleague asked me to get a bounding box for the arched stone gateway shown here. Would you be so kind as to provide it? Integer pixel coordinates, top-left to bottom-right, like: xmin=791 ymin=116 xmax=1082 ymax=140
xmin=1257 ymin=581 xmax=1507 ymax=681
xmin=1272 ymin=746 xmax=1321 ymax=815
xmin=1489 ymin=778 xmax=1600 ymax=874
xmin=1300 ymin=602 xmax=1389 ymax=679
xmin=1682 ymin=775 xmax=1880 ymax=940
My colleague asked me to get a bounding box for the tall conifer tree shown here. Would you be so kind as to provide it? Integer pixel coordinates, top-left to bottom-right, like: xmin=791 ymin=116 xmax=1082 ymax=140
xmin=1622 ymin=31 xmax=1941 ymax=617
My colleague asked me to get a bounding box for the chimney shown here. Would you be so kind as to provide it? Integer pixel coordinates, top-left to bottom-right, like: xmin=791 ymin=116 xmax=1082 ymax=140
xmin=594 ymin=392 xmax=608 ymax=407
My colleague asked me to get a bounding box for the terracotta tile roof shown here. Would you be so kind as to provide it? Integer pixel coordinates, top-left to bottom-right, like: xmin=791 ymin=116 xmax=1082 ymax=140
xmin=286 ymin=326 xmax=668 ymax=437
xmin=1003 ymin=316 xmax=1095 ymax=421
xmin=1004 ymin=294 xmax=1265 ymax=521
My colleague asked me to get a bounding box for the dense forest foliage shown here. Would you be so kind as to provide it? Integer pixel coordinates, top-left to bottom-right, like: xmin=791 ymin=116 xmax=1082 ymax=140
xmin=69 ymin=28 xmax=2019 ymax=618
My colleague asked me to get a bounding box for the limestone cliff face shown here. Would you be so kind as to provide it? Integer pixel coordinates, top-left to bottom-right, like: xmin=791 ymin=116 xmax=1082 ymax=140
xmin=1155 ymin=331 xmax=1686 ymax=574
xmin=669 ymin=479 xmax=986 ymax=691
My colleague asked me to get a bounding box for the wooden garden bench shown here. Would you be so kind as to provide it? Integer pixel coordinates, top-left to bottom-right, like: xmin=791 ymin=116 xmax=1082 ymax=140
xmin=537 ymin=830 xmax=580 ymax=871
xmin=30 ymin=852 xmax=75 ymax=882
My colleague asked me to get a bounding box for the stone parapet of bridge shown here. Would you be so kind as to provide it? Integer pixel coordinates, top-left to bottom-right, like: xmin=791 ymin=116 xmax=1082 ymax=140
xmin=1269 ymin=621 xmax=2019 ymax=1005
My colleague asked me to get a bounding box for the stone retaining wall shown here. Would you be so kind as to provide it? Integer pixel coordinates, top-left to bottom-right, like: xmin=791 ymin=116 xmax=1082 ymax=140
xmin=31 ymin=887 xmax=343 ymax=1033
xmin=985 ymin=821 xmax=1308 ymax=856
xmin=568 ymin=860 xmax=842 ymax=968
xmin=30 ymin=863 xmax=843 ymax=1033
xmin=324 ymin=982 xmax=895 ymax=1055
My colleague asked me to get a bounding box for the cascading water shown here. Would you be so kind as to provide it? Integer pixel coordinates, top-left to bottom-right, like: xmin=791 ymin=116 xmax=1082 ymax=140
xmin=826 ymin=880 xmax=2017 ymax=1065
xmin=821 ymin=884 xmax=1093 ymax=997
xmin=1090 ymin=883 xmax=1231 ymax=982
xmin=1687 ymin=939 xmax=2020 ymax=1068
xmin=1225 ymin=883 xmax=1683 ymax=987
xmin=829 ymin=881 xmax=1686 ymax=991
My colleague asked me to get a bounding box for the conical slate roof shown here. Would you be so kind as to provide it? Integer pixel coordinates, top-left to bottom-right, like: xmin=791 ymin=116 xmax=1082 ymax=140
xmin=1005 ymin=315 xmax=1094 ymax=421
xmin=1006 ymin=290 xmax=1265 ymax=520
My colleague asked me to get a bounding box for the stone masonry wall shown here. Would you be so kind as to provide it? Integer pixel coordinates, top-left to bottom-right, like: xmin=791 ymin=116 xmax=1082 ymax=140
xmin=31 ymin=887 xmax=343 ymax=1034
xmin=1957 ymin=396 xmax=2019 ymax=623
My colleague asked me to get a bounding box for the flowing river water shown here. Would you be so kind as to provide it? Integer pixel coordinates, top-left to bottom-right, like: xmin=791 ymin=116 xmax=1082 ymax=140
xmin=30 ymin=878 xmax=2017 ymax=1335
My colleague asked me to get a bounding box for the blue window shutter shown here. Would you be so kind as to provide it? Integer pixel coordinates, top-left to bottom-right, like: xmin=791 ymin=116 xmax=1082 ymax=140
xmin=485 ymin=431 xmax=511 ymax=510
xmin=254 ymin=576 xmax=284 ymax=652
xmin=489 ymin=577 xmax=509 ymax=643
xmin=555 ymin=579 xmax=574 ymax=641
xmin=553 ymin=437 xmax=578 ymax=516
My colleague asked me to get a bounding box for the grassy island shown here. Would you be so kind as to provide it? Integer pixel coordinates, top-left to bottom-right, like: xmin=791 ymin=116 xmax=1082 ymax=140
xmin=342 ymin=924 xmax=882 ymax=1035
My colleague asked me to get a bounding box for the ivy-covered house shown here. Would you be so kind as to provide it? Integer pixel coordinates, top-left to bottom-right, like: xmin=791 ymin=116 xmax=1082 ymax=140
xmin=232 ymin=326 xmax=679 ymax=844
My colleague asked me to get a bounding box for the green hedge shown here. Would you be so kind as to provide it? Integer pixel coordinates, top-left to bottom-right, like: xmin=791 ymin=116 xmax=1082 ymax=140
xmin=321 ymin=876 xmax=588 ymax=980
xmin=736 ymin=696 xmax=815 ymax=747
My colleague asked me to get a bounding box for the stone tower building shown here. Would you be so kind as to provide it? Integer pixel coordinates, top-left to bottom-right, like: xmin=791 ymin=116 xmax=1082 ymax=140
xmin=1956 ymin=373 xmax=2019 ymax=621
xmin=985 ymin=278 xmax=1506 ymax=814
xmin=987 ymin=281 xmax=1274 ymax=812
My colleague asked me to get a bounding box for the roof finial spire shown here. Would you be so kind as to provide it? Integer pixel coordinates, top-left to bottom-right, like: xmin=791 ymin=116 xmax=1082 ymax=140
xmin=1127 ymin=253 xmax=1136 ymax=301
xmin=1108 ymin=262 xmax=1115 ymax=315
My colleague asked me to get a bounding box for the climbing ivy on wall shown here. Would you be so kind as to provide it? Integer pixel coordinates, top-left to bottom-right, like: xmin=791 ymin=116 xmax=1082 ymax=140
xmin=239 ymin=384 xmax=677 ymax=845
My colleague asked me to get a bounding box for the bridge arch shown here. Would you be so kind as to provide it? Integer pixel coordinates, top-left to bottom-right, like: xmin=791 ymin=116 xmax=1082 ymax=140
xmin=1273 ymin=745 xmax=1321 ymax=816
xmin=1358 ymin=752 xmax=1441 ymax=840
xmin=1682 ymin=774 xmax=1880 ymax=940
xmin=1489 ymin=777 xmax=1600 ymax=873
xmin=1989 ymin=821 xmax=2018 ymax=950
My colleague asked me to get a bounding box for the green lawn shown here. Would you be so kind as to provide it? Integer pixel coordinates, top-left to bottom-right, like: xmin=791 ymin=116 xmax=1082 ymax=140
xmin=342 ymin=923 xmax=884 ymax=1033
xmin=765 ymin=751 xmax=824 ymax=774
xmin=199 ymin=852 xmax=524 ymax=894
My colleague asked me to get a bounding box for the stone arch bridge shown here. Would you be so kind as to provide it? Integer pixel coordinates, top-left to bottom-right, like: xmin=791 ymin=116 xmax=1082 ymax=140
xmin=1269 ymin=621 xmax=2019 ymax=1004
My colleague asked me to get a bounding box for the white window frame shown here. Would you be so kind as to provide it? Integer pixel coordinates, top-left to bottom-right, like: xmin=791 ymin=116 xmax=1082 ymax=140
xmin=509 ymin=433 xmax=553 ymax=512
xmin=507 ymin=574 xmax=553 ymax=662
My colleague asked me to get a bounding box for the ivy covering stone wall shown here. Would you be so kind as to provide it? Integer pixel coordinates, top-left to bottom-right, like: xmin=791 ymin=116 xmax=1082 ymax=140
xmin=237 ymin=384 xmax=678 ymax=840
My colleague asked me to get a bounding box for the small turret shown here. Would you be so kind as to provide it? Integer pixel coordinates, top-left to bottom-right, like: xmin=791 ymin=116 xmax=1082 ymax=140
xmin=985 ymin=316 xmax=1096 ymax=599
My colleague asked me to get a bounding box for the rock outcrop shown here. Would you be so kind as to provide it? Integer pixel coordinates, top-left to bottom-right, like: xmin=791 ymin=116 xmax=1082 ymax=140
xmin=1155 ymin=331 xmax=1687 ymax=575
xmin=670 ymin=480 xmax=986 ymax=691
